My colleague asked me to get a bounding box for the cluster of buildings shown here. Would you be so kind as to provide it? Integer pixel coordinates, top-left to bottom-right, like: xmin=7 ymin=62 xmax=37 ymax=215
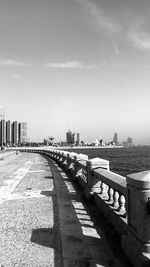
xmin=110 ymin=133 xmax=133 ymax=147
xmin=66 ymin=130 xmax=80 ymax=146
xmin=0 ymin=108 xmax=28 ymax=147
xmin=122 ymin=137 xmax=133 ymax=147
xmin=43 ymin=130 xmax=134 ymax=148
xmin=92 ymin=133 xmax=134 ymax=147
xmin=44 ymin=130 xmax=80 ymax=147
xmin=64 ymin=131 xmax=133 ymax=147
xmin=0 ymin=120 xmax=28 ymax=147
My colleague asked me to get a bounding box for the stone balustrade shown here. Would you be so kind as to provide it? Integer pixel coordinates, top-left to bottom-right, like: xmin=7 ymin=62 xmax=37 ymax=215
xmin=15 ymin=147 xmax=150 ymax=267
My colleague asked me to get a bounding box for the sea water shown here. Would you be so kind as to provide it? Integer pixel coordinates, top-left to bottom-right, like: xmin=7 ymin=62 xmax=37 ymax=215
xmin=65 ymin=146 xmax=150 ymax=176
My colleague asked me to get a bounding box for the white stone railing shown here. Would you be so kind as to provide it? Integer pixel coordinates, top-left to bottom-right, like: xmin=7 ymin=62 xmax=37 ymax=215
xmin=17 ymin=147 xmax=150 ymax=267
xmin=93 ymin=168 xmax=127 ymax=214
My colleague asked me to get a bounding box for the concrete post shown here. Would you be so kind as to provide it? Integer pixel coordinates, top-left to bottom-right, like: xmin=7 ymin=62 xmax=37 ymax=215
xmin=55 ymin=151 xmax=59 ymax=162
xmin=60 ymin=152 xmax=66 ymax=167
xmin=59 ymin=152 xmax=64 ymax=165
xmin=85 ymin=157 xmax=109 ymax=198
xmin=67 ymin=152 xmax=78 ymax=173
xmin=122 ymin=170 xmax=150 ymax=267
xmin=65 ymin=152 xmax=76 ymax=171
xmin=73 ymin=154 xmax=88 ymax=181
xmin=66 ymin=153 xmax=70 ymax=171
xmin=57 ymin=151 xmax=62 ymax=163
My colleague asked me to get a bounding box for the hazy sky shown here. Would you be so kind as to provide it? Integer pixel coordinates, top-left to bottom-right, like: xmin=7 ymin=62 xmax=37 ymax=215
xmin=0 ymin=0 xmax=150 ymax=144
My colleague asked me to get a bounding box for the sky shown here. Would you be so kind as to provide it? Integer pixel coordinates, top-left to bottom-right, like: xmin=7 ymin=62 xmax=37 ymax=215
xmin=0 ymin=0 xmax=150 ymax=144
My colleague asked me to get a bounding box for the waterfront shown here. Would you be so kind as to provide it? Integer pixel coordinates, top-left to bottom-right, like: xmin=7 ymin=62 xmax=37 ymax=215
xmin=64 ymin=146 xmax=150 ymax=176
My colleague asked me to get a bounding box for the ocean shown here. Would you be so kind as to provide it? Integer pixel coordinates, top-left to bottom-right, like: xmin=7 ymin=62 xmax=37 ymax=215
xmin=64 ymin=146 xmax=150 ymax=177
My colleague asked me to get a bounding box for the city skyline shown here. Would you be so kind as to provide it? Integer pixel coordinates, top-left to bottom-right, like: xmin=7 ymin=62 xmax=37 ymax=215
xmin=0 ymin=0 xmax=150 ymax=144
xmin=0 ymin=108 xmax=136 ymax=146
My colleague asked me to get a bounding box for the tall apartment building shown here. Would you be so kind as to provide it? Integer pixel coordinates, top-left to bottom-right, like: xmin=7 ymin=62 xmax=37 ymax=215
xmin=18 ymin=122 xmax=27 ymax=144
xmin=6 ymin=120 xmax=11 ymax=146
xmin=0 ymin=106 xmax=28 ymax=147
xmin=0 ymin=106 xmax=6 ymax=146
xmin=0 ymin=119 xmax=6 ymax=146
xmin=76 ymin=133 xmax=80 ymax=145
xmin=66 ymin=130 xmax=75 ymax=145
xmin=0 ymin=106 xmax=5 ymax=120
xmin=12 ymin=121 xmax=18 ymax=145
xmin=113 ymin=132 xmax=119 ymax=145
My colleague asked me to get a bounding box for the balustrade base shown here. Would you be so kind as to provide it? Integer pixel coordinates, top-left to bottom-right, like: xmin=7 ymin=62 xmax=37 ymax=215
xmin=122 ymin=232 xmax=150 ymax=267
xmin=94 ymin=193 xmax=127 ymax=237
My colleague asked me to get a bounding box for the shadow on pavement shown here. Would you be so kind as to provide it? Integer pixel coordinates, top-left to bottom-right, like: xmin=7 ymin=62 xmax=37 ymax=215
xmin=55 ymin=158 xmax=133 ymax=266
xmin=30 ymin=185 xmax=62 ymax=266
xmin=31 ymin=228 xmax=56 ymax=248
xmin=31 ymin=154 xmax=132 ymax=267
xmin=41 ymin=190 xmax=54 ymax=197
xmin=44 ymin=176 xmax=53 ymax=179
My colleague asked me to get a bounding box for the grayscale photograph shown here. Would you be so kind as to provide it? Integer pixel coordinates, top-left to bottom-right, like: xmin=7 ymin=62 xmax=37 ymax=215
xmin=0 ymin=0 xmax=150 ymax=266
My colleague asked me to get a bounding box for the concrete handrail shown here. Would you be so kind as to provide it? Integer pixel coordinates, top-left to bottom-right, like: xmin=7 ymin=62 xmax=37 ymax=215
xmin=93 ymin=168 xmax=127 ymax=197
xmin=77 ymin=160 xmax=87 ymax=170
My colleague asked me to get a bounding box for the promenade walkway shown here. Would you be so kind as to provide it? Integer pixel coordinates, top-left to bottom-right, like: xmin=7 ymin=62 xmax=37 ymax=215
xmin=0 ymin=152 xmax=132 ymax=267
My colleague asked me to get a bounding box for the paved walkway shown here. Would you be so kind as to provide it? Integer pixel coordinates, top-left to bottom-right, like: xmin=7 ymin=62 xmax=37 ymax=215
xmin=0 ymin=152 xmax=132 ymax=267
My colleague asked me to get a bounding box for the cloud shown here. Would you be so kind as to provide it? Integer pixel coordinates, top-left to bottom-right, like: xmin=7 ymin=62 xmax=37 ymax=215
xmin=44 ymin=61 xmax=101 ymax=69
xmin=76 ymin=0 xmax=120 ymax=55
xmin=128 ymin=31 xmax=150 ymax=50
xmin=12 ymin=73 xmax=23 ymax=80
xmin=77 ymin=0 xmax=120 ymax=33
xmin=127 ymin=18 xmax=150 ymax=51
xmin=44 ymin=61 xmax=84 ymax=69
xmin=44 ymin=60 xmax=128 ymax=70
xmin=0 ymin=59 xmax=31 ymax=67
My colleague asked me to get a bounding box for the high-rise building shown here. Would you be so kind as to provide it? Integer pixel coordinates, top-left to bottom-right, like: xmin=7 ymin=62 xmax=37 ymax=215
xmin=76 ymin=133 xmax=80 ymax=145
xmin=0 ymin=105 xmax=28 ymax=147
xmin=18 ymin=122 xmax=27 ymax=144
xmin=126 ymin=137 xmax=133 ymax=147
xmin=66 ymin=130 xmax=75 ymax=145
xmin=6 ymin=120 xmax=12 ymax=146
xmin=12 ymin=121 xmax=18 ymax=145
xmin=0 ymin=119 xmax=6 ymax=146
xmin=113 ymin=132 xmax=119 ymax=145
xmin=0 ymin=106 xmax=5 ymax=120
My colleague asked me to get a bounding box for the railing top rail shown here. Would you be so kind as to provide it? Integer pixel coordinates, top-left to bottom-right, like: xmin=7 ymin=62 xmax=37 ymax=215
xmin=68 ymin=152 xmax=78 ymax=158
xmin=88 ymin=157 xmax=109 ymax=164
xmin=74 ymin=153 xmax=88 ymax=161
xmin=77 ymin=160 xmax=87 ymax=169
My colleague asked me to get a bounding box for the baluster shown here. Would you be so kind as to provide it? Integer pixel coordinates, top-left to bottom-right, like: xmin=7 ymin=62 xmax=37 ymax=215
xmin=84 ymin=169 xmax=87 ymax=182
xmin=125 ymin=200 xmax=127 ymax=214
xmin=113 ymin=191 xmax=119 ymax=207
xmin=100 ymin=182 xmax=109 ymax=199
xmin=118 ymin=194 xmax=126 ymax=212
xmin=100 ymin=182 xmax=107 ymax=194
xmin=108 ymin=187 xmax=114 ymax=202
xmin=81 ymin=169 xmax=86 ymax=182
xmin=69 ymin=163 xmax=74 ymax=173
xmin=100 ymin=182 xmax=105 ymax=194
xmin=76 ymin=167 xmax=82 ymax=178
xmin=100 ymin=182 xmax=103 ymax=193
xmin=104 ymin=183 xmax=108 ymax=194
xmin=99 ymin=180 xmax=102 ymax=194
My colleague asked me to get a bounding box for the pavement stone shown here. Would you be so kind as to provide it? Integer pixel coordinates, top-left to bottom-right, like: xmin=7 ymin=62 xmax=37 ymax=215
xmin=0 ymin=153 xmax=62 ymax=267
xmin=0 ymin=153 xmax=132 ymax=267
